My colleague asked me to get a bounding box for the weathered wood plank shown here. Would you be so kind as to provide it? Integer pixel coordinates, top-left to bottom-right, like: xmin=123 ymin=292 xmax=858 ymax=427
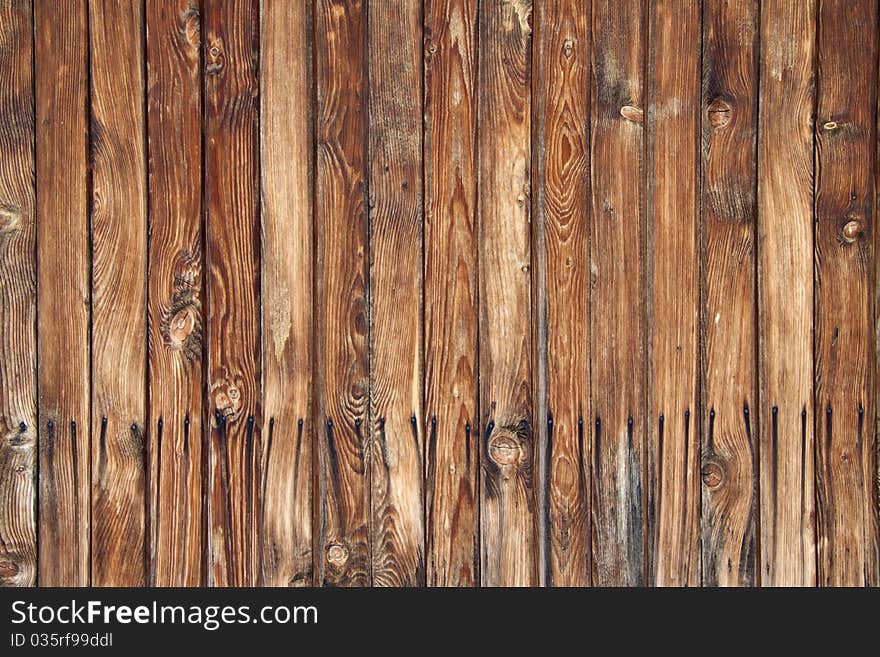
xmin=146 ymin=0 xmax=204 ymax=587
xmin=590 ymin=0 xmax=646 ymax=586
xmin=0 ymin=0 xmax=36 ymax=588
xmin=646 ymin=0 xmax=701 ymax=587
xmin=204 ymin=0 xmax=261 ymax=587
xmin=35 ymin=0 xmax=91 ymax=587
xmin=534 ymin=0 xmax=590 ymax=587
xmin=424 ymin=0 xmax=479 ymax=588
xmin=757 ymin=0 xmax=816 ymax=586
xmin=260 ymin=0 xmax=314 ymax=587
xmin=700 ymin=0 xmax=759 ymax=587
xmin=814 ymin=0 xmax=879 ymax=587
xmin=315 ymin=0 xmax=370 ymax=587
xmin=368 ymin=0 xmax=424 ymax=587
xmin=89 ymin=0 xmax=147 ymax=588
xmin=478 ymin=0 xmax=536 ymax=587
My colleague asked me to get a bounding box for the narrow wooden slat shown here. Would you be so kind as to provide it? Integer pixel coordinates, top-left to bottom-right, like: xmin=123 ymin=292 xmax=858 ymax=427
xmin=478 ymin=0 xmax=536 ymax=587
xmin=35 ymin=0 xmax=90 ymax=587
xmin=814 ymin=0 xmax=879 ymax=587
xmin=368 ymin=0 xmax=424 ymax=586
xmin=590 ymin=0 xmax=646 ymax=586
xmin=0 ymin=0 xmax=36 ymax=588
xmin=204 ymin=0 xmax=261 ymax=587
xmin=146 ymin=0 xmax=204 ymax=586
xmin=89 ymin=0 xmax=147 ymax=588
xmin=646 ymin=0 xmax=701 ymax=586
xmin=757 ymin=0 xmax=816 ymax=586
xmin=700 ymin=0 xmax=759 ymax=587
xmin=424 ymin=0 xmax=479 ymax=588
xmin=260 ymin=0 xmax=314 ymax=587
xmin=314 ymin=0 xmax=370 ymax=587
xmin=534 ymin=0 xmax=590 ymax=587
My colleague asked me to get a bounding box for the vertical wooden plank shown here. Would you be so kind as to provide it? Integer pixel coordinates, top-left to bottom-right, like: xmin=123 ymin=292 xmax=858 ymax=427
xmin=590 ymin=0 xmax=646 ymax=586
xmin=424 ymin=0 xmax=479 ymax=588
xmin=146 ymin=0 xmax=204 ymax=586
xmin=700 ymin=0 xmax=759 ymax=587
xmin=88 ymin=0 xmax=147 ymax=588
xmin=815 ymin=0 xmax=879 ymax=586
xmin=534 ymin=0 xmax=590 ymax=586
xmin=315 ymin=0 xmax=370 ymax=587
xmin=368 ymin=0 xmax=424 ymax=586
xmin=35 ymin=0 xmax=90 ymax=587
xmin=757 ymin=0 xmax=816 ymax=586
xmin=646 ymin=0 xmax=701 ymax=586
xmin=260 ymin=0 xmax=314 ymax=587
xmin=204 ymin=0 xmax=261 ymax=587
xmin=0 ymin=0 xmax=36 ymax=588
xmin=478 ymin=0 xmax=536 ymax=587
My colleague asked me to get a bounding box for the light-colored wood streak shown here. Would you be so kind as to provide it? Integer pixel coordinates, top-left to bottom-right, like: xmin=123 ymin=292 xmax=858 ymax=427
xmin=314 ymin=0 xmax=370 ymax=587
xmin=424 ymin=0 xmax=479 ymax=588
xmin=260 ymin=0 xmax=314 ymax=587
xmin=534 ymin=0 xmax=590 ymax=587
xmin=646 ymin=0 xmax=701 ymax=587
xmin=204 ymin=0 xmax=261 ymax=587
xmin=0 ymin=0 xmax=36 ymax=588
xmin=700 ymin=0 xmax=759 ymax=587
xmin=368 ymin=0 xmax=425 ymax=587
xmin=145 ymin=0 xmax=204 ymax=587
xmin=478 ymin=0 xmax=536 ymax=587
xmin=757 ymin=0 xmax=816 ymax=586
xmin=814 ymin=0 xmax=879 ymax=587
xmin=89 ymin=0 xmax=147 ymax=587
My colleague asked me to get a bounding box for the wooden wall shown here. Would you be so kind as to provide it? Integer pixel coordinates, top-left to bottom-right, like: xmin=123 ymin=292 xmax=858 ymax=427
xmin=0 ymin=0 xmax=878 ymax=587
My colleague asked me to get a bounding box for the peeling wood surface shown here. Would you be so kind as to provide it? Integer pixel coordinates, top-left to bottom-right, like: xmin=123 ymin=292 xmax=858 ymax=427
xmin=1 ymin=0 xmax=879 ymax=587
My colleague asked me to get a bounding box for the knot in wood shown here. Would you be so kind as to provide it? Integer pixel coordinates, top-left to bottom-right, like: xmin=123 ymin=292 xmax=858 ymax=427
xmin=0 ymin=559 xmax=19 ymax=578
xmin=168 ymin=305 xmax=196 ymax=345
xmin=0 ymin=205 xmax=22 ymax=233
xmin=206 ymin=40 xmax=225 ymax=75
xmin=707 ymin=98 xmax=731 ymax=128
xmin=563 ymin=38 xmax=574 ymax=58
xmin=822 ymin=120 xmax=838 ymax=132
xmin=842 ymin=219 xmax=863 ymax=243
xmin=620 ymin=105 xmax=643 ymax=124
xmin=326 ymin=543 xmax=349 ymax=567
xmin=488 ymin=431 xmax=522 ymax=466
xmin=701 ymin=461 xmax=724 ymax=489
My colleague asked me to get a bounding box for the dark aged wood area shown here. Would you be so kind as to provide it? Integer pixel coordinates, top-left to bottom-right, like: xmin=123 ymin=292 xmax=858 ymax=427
xmin=0 ymin=0 xmax=878 ymax=587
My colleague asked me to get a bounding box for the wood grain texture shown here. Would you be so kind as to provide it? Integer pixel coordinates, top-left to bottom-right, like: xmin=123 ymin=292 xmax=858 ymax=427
xmin=590 ymin=0 xmax=646 ymax=587
xmin=478 ymin=0 xmax=537 ymax=587
xmin=315 ymin=0 xmax=370 ymax=587
xmin=757 ymin=0 xmax=816 ymax=586
xmin=146 ymin=0 xmax=204 ymax=587
xmin=534 ymin=0 xmax=590 ymax=587
xmin=700 ymin=0 xmax=759 ymax=587
xmin=814 ymin=0 xmax=879 ymax=587
xmin=424 ymin=0 xmax=479 ymax=588
xmin=204 ymin=0 xmax=261 ymax=587
xmin=89 ymin=0 xmax=147 ymax=587
xmin=646 ymin=0 xmax=701 ymax=587
xmin=35 ymin=0 xmax=91 ymax=587
xmin=0 ymin=0 xmax=36 ymax=588
xmin=368 ymin=0 xmax=424 ymax=587
xmin=260 ymin=0 xmax=314 ymax=587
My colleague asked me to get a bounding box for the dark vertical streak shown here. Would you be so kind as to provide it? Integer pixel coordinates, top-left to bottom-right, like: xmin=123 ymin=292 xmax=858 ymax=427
xmin=215 ymin=411 xmax=233 ymax=583
xmin=544 ymin=411 xmax=553 ymax=586
xmin=152 ymin=416 xmax=162 ymax=586
xmin=681 ymin=409 xmax=691 ymax=579
xmin=771 ymin=405 xmax=778 ymax=562
xmin=656 ymin=413 xmax=664 ymax=563
xmin=181 ymin=413 xmax=190 ymax=580
xmin=245 ymin=415 xmax=255 ymax=583
xmin=70 ymin=419 xmax=79 ymax=584
xmin=260 ymin=416 xmax=275 ymax=548
xmin=707 ymin=408 xmax=715 ymax=453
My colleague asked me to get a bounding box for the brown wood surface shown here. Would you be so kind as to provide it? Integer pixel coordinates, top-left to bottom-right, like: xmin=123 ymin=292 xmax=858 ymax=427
xmin=0 ymin=0 xmax=36 ymax=588
xmin=590 ymin=0 xmax=646 ymax=587
xmin=814 ymin=0 xmax=879 ymax=587
xmin=145 ymin=0 xmax=205 ymax=587
xmin=534 ymin=0 xmax=590 ymax=587
xmin=758 ymin=0 xmax=817 ymax=586
xmin=89 ymin=0 xmax=147 ymax=587
xmin=646 ymin=0 xmax=701 ymax=587
xmin=315 ymin=0 xmax=371 ymax=587
xmin=700 ymin=0 xmax=760 ymax=587
xmin=204 ymin=0 xmax=261 ymax=587
xmin=424 ymin=0 xmax=479 ymax=587
xmin=368 ymin=0 xmax=425 ymax=587
xmin=35 ymin=0 xmax=91 ymax=587
xmin=478 ymin=0 xmax=537 ymax=587
xmin=260 ymin=0 xmax=314 ymax=588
